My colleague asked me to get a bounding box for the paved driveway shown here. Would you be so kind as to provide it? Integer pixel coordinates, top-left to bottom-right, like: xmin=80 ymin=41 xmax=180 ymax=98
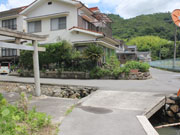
xmin=0 ymin=68 xmax=179 ymax=93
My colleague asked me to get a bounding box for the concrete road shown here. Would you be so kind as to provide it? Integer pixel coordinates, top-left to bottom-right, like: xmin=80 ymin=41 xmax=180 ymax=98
xmin=59 ymin=91 xmax=165 ymax=135
xmin=0 ymin=68 xmax=179 ymax=93
xmin=2 ymin=92 xmax=78 ymax=124
xmin=1 ymin=68 xmax=176 ymax=135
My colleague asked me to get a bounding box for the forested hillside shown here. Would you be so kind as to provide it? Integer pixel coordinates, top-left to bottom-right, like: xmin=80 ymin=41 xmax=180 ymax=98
xmin=108 ymin=13 xmax=180 ymax=41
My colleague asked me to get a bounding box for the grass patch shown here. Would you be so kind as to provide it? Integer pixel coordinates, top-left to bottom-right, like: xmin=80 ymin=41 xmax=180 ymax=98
xmin=65 ymin=105 xmax=75 ymax=116
xmin=0 ymin=92 xmax=58 ymax=135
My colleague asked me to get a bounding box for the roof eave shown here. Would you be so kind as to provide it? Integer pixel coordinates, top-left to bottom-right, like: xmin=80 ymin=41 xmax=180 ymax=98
xmin=70 ymin=27 xmax=104 ymax=37
xmin=20 ymin=0 xmax=79 ymax=15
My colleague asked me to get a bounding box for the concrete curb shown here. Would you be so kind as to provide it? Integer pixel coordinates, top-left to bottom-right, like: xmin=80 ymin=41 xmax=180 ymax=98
xmin=137 ymin=96 xmax=166 ymax=135
xmin=77 ymin=90 xmax=100 ymax=105
xmin=144 ymin=97 xmax=166 ymax=119
xmin=0 ymin=80 xmax=98 ymax=89
xmin=137 ymin=116 xmax=159 ymax=135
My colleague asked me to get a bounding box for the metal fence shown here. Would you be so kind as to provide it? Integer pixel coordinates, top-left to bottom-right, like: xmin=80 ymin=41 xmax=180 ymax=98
xmin=149 ymin=59 xmax=180 ymax=72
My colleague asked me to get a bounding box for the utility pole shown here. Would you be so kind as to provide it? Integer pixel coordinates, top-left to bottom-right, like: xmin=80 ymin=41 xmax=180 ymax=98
xmin=159 ymin=44 xmax=161 ymax=60
xmin=173 ymin=25 xmax=177 ymax=69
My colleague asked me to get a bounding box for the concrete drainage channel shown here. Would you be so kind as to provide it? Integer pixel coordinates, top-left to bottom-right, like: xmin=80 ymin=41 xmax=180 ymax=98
xmin=137 ymin=96 xmax=166 ymax=135
xmin=0 ymin=82 xmax=98 ymax=99
xmin=149 ymin=94 xmax=180 ymax=135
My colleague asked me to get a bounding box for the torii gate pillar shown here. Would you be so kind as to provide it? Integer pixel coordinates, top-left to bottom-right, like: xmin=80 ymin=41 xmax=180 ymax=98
xmin=33 ymin=40 xmax=41 ymax=96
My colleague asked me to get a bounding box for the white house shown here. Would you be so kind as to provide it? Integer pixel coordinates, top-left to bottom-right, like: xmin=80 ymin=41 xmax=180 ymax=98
xmin=0 ymin=6 xmax=27 ymax=63
xmin=0 ymin=0 xmax=121 ymax=64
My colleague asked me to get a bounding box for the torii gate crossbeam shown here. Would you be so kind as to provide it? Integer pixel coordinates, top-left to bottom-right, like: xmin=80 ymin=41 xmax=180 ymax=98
xmin=0 ymin=27 xmax=48 ymax=97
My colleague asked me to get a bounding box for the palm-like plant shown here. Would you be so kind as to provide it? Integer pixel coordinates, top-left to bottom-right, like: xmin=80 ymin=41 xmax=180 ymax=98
xmin=83 ymin=44 xmax=104 ymax=64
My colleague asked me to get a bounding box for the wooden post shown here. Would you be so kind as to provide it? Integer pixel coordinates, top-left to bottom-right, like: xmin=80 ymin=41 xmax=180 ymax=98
xmin=15 ymin=38 xmax=21 ymax=64
xmin=15 ymin=38 xmax=21 ymax=44
xmin=32 ymin=40 xmax=41 ymax=96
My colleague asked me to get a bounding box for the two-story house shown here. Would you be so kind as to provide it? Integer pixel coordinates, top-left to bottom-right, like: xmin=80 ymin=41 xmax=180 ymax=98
xmin=0 ymin=6 xmax=27 ymax=64
xmin=0 ymin=0 xmax=121 ymax=64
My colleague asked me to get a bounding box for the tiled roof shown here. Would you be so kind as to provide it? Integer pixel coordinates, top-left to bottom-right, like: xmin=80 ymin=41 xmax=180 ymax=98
xmin=0 ymin=6 xmax=27 ymax=18
xmin=89 ymin=7 xmax=99 ymax=12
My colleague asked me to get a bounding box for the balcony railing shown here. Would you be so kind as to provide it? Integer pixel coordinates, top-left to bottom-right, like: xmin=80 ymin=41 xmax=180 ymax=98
xmin=78 ymin=16 xmax=112 ymax=37
xmin=95 ymin=22 xmax=112 ymax=37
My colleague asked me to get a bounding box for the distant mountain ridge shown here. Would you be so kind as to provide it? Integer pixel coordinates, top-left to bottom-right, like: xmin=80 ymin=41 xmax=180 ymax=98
xmin=108 ymin=13 xmax=180 ymax=41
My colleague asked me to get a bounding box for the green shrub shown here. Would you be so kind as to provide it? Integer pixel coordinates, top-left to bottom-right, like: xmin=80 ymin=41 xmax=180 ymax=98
xmin=124 ymin=61 xmax=150 ymax=72
xmin=83 ymin=44 xmax=104 ymax=65
xmin=0 ymin=93 xmax=52 ymax=135
xmin=105 ymin=56 xmax=120 ymax=71
xmin=112 ymin=67 xmax=123 ymax=79
xmin=138 ymin=62 xmax=150 ymax=72
xmin=90 ymin=67 xmax=112 ymax=79
xmin=19 ymin=41 xmax=99 ymax=72
xmin=90 ymin=67 xmax=104 ymax=79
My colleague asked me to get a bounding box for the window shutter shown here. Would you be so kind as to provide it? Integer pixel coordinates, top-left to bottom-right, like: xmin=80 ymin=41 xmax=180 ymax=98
xmin=28 ymin=22 xmax=35 ymax=33
xmin=51 ymin=18 xmax=59 ymax=30
xmin=59 ymin=17 xmax=66 ymax=29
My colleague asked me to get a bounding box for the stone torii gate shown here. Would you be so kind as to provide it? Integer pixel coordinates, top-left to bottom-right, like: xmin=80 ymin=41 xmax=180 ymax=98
xmin=0 ymin=28 xmax=48 ymax=97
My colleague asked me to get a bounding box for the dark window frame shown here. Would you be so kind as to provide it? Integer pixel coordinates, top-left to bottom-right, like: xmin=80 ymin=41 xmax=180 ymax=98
xmin=2 ymin=18 xmax=17 ymax=30
xmin=2 ymin=48 xmax=17 ymax=57
xmin=28 ymin=20 xmax=42 ymax=33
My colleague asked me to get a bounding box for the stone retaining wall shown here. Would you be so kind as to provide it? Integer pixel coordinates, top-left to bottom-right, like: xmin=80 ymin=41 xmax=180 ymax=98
xmin=165 ymin=94 xmax=180 ymax=123
xmin=127 ymin=72 xmax=151 ymax=80
xmin=0 ymin=82 xmax=97 ymax=99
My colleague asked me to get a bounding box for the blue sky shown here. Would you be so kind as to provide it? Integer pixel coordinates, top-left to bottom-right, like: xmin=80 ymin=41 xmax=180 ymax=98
xmin=1 ymin=0 xmax=180 ymax=19
xmin=0 ymin=0 xmax=7 ymax=4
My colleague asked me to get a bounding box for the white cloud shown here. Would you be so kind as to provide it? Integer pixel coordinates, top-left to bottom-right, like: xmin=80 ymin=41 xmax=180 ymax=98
xmin=81 ymin=0 xmax=100 ymax=4
xmin=1 ymin=0 xmax=180 ymax=19
xmin=0 ymin=0 xmax=34 ymax=11
xmin=114 ymin=0 xmax=180 ymax=19
xmin=7 ymin=0 xmax=34 ymax=7
xmin=81 ymin=0 xmax=180 ymax=19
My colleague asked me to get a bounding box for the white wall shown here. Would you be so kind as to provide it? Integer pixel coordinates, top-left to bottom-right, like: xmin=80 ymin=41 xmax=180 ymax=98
xmin=17 ymin=15 xmax=26 ymax=32
xmin=24 ymin=0 xmax=97 ymax=44
xmin=26 ymin=0 xmax=77 ymax=29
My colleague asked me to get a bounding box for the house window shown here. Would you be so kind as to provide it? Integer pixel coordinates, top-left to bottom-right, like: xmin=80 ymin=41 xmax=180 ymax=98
xmin=51 ymin=17 xmax=66 ymax=31
xmin=28 ymin=21 xmax=41 ymax=33
xmin=2 ymin=48 xmax=17 ymax=57
xmin=2 ymin=18 xmax=17 ymax=30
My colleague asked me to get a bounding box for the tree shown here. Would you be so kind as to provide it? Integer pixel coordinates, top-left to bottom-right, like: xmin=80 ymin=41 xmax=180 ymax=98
xmin=108 ymin=13 xmax=180 ymax=41
xmin=83 ymin=44 xmax=104 ymax=65
xmin=19 ymin=41 xmax=73 ymax=70
xmin=126 ymin=36 xmax=170 ymax=60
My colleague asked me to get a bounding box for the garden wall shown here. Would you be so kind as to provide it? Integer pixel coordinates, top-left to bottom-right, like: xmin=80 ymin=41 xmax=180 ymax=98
xmin=18 ymin=71 xmax=90 ymax=79
xmin=13 ymin=71 xmax=152 ymax=80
